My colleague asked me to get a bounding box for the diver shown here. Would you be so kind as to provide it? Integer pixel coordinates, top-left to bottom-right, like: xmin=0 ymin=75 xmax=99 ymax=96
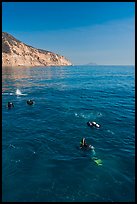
xmin=80 ymin=138 xmax=94 ymax=150
xmin=27 ymin=100 xmax=34 ymax=105
xmin=7 ymin=102 xmax=14 ymax=109
xmin=87 ymin=121 xmax=100 ymax=128
xmin=80 ymin=138 xmax=96 ymax=158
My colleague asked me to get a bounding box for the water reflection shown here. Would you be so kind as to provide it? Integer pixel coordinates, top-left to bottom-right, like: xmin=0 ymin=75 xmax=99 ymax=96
xmin=2 ymin=67 xmax=32 ymax=81
xmin=2 ymin=66 xmax=70 ymax=92
xmin=2 ymin=66 xmax=69 ymax=81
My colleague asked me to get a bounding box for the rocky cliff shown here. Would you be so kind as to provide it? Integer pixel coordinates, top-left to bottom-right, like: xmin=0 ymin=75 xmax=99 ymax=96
xmin=2 ymin=32 xmax=72 ymax=67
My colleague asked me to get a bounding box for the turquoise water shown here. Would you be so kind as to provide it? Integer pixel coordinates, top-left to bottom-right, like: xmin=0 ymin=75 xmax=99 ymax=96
xmin=2 ymin=65 xmax=135 ymax=202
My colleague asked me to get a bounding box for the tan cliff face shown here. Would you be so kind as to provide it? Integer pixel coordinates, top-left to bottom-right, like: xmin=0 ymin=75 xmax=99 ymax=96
xmin=2 ymin=32 xmax=72 ymax=67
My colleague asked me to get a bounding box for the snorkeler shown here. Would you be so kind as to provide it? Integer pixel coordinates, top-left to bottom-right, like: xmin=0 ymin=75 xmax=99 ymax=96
xmin=80 ymin=138 xmax=94 ymax=150
xmin=27 ymin=100 xmax=34 ymax=105
xmin=7 ymin=102 xmax=14 ymax=109
xmin=87 ymin=121 xmax=100 ymax=128
xmin=79 ymin=138 xmax=102 ymax=165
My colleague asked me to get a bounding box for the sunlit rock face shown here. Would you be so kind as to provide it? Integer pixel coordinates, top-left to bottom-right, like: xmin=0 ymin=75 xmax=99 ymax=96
xmin=2 ymin=32 xmax=72 ymax=67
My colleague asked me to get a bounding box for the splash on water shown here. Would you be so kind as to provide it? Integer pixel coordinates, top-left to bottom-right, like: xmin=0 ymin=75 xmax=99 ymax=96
xmin=74 ymin=112 xmax=94 ymax=119
xmin=15 ymin=89 xmax=27 ymax=96
xmin=16 ymin=89 xmax=22 ymax=95
xmin=2 ymin=89 xmax=27 ymax=96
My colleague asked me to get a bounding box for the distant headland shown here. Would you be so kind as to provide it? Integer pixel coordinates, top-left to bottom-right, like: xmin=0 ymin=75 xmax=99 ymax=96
xmin=2 ymin=32 xmax=72 ymax=67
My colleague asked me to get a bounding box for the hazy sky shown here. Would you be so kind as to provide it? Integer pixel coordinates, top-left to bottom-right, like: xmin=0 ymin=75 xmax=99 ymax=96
xmin=2 ymin=2 xmax=135 ymax=65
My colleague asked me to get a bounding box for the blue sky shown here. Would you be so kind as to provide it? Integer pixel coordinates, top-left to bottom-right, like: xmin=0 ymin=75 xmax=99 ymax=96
xmin=2 ymin=2 xmax=135 ymax=65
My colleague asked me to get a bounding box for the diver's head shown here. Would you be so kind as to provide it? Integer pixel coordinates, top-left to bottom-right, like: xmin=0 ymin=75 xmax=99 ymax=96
xmin=8 ymin=102 xmax=14 ymax=108
xmin=27 ymin=100 xmax=33 ymax=105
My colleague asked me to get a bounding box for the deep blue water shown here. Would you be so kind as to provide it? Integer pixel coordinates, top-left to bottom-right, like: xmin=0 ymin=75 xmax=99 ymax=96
xmin=2 ymin=65 xmax=135 ymax=202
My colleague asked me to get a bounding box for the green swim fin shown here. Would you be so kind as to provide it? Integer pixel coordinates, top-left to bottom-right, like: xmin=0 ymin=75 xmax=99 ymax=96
xmin=92 ymin=157 xmax=103 ymax=166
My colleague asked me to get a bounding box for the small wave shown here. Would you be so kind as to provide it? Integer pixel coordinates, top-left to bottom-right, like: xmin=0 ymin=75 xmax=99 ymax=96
xmin=74 ymin=112 xmax=94 ymax=119
xmin=107 ymin=130 xmax=115 ymax=135
xmin=97 ymin=112 xmax=102 ymax=117
xmin=9 ymin=144 xmax=16 ymax=148
xmin=2 ymin=92 xmax=13 ymax=95
xmin=11 ymin=159 xmax=21 ymax=163
xmin=17 ymin=93 xmax=27 ymax=96
xmin=74 ymin=113 xmax=87 ymax=118
xmin=80 ymin=113 xmax=87 ymax=118
xmin=74 ymin=113 xmax=79 ymax=117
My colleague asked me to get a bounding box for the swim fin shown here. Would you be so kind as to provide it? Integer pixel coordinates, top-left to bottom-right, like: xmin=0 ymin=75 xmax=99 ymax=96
xmin=92 ymin=157 xmax=103 ymax=166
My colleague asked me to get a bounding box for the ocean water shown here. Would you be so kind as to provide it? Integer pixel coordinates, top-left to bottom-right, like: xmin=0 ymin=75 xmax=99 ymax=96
xmin=2 ymin=65 xmax=135 ymax=202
